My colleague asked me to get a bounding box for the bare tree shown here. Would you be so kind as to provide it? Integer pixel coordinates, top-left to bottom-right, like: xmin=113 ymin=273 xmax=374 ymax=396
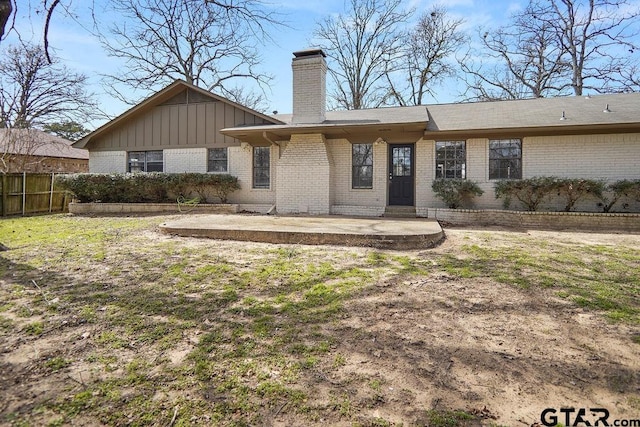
xmin=461 ymin=7 xmax=572 ymax=101
xmin=0 ymin=43 xmax=95 ymax=128
xmin=98 ymin=0 xmax=276 ymax=107
xmin=1 ymin=0 xmax=279 ymax=65
xmin=536 ymin=0 xmax=640 ymax=95
xmin=386 ymin=5 xmax=467 ymax=106
xmin=313 ymin=0 xmax=413 ymax=110
xmin=461 ymin=0 xmax=639 ymax=100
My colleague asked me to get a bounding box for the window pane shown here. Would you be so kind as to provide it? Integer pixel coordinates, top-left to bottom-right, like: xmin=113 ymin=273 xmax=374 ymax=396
xmin=435 ymin=141 xmax=465 ymax=179
xmin=253 ymin=146 xmax=270 ymax=188
xmin=392 ymin=146 xmax=411 ymax=177
xmin=352 ymin=144 xmax=374 ymax=188
xmin=208 ymin=148 xmax=228 ymax=172
xmin=489 ymin=139 xmax=522 ymax=179
xmin=146 ymin=163 xmax=163 ymax=172
xmin=127 ymin=151 xmax=163 ymax=172
xmin=146 ymin=151 xmax=163 ymax=162
xmin=128 ymin=151 xmax=145 ymax=173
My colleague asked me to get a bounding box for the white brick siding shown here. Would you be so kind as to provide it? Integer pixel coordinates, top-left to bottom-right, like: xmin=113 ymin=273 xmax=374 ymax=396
xmin=276 ymin=134 xmax=331 ymax=214
xmin=86 ymin=131 xmax=640 ymax=215
xmin=164 ymin=148 xmax=207 ymax=173
xmin=89 ymin=151 xmax=127 ymax=173
xmin=328 ymin=139 xmax=387 ymax=209
xmin=524 ymin=133 xmax=640 ymax=179
xmin=418 ymin=133 xmax=640 ymax=212
xmin=227 ymin=145 xmax=277 ymax=205
xmin=292 ymin=54 xmax=327 ymax=124
xmin=415 ymin=139 xmax=436 ymax=209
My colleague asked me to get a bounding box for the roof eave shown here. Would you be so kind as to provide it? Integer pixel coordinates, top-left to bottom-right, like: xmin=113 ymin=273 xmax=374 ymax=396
xmin=423 ymin=122 xmax=640 ymax=139
xmin=221 ymin=121 xmax=428 ymax=142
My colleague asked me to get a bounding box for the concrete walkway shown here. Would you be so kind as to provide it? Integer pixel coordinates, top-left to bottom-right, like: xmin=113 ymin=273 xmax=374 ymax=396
xmin=159 ymin=214 xmax=444 ymax=249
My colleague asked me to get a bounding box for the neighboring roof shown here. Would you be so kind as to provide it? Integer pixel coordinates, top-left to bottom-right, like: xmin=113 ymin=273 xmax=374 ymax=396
xmin=74 ymin=80 xmax=284 ymax=149
xmin=0 ymin=129 xmax=89 ymax=160
xmin=222 ymin=92 xmax=640 ymax=141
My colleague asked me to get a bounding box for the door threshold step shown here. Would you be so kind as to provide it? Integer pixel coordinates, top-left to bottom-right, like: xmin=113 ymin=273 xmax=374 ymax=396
xmin=384 ymin=206 xmax=417 ymax=218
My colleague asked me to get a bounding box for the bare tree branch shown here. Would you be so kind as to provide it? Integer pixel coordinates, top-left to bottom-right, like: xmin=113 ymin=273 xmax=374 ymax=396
xmin=0 ymin=43 xmax=96 ymax=128
xmin=98 ymin=0 xmax=276 ymax=106
xmin=460 ymin=0 xmax=639 ymax=100
xmin=2 ymin=0 xmax=282 ymax=66
xmin=43 ymin=0 xmax=61 ymax=63
xmin=314 ymin=0 xmax=413 ymax=110
xmin=532 ymin=0 xmax=640 ymax=95
xmin=387 ymin=5 xmax=467 ymax=106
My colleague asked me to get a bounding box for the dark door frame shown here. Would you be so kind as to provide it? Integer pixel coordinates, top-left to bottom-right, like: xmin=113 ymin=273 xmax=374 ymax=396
xmin=387 ymin=143 xmax=415 ymax=206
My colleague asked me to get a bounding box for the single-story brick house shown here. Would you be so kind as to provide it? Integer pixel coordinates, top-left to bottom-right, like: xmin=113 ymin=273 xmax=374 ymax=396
xmin=75 ymin=49 xmax=640 ymax=215
xmin=1 ymin=129 xmax=88 ymax=173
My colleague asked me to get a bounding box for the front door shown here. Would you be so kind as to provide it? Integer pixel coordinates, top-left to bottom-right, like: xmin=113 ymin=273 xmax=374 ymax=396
xmin=388 ymin=144 xmax=414 ymax=206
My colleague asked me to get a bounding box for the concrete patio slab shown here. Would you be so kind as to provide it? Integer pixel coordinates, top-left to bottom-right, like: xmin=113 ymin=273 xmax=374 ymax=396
xmin=159 ymin=214 xmax=444 ymax=249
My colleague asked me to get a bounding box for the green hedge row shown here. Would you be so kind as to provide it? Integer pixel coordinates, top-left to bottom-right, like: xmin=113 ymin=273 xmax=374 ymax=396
xmin=432 ymin=177 xmax=640 ymax=212
xmin=56 ymin=173 xmax=240 ymax=204
xmin=495 ymin=177 xmax=640 ymax=212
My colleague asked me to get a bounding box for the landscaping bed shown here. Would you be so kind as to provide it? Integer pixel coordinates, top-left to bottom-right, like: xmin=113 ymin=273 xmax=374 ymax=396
xmin=427 ymin=208 xmax=640 ymax=232
xmin=68 ymin=202 xmax=238 ymax=215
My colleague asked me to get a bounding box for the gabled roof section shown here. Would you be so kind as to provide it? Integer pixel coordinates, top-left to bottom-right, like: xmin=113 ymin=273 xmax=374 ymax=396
xmin=74 ymin=80 xmax=283 ymax=149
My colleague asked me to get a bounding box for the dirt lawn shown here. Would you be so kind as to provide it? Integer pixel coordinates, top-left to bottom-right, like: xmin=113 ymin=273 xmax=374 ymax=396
xmin=0 ymin=215 xmax=639 ymax=426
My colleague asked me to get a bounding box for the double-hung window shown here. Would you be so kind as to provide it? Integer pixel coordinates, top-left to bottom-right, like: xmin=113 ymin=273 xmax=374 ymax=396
xmin=489 ymin=139 xmax=522 ymax=179
xmin=435 ymin=141 xmax=466 ymax=179
xmin=253 ymin=146 xmax=270 ymax=189
xmin=352 ymin=143 xmax=373 ymax=189
xmin=128 ymin=151 xmax=163 ymax=172
xmin=208 ymin=148 xmax=228 ymax=173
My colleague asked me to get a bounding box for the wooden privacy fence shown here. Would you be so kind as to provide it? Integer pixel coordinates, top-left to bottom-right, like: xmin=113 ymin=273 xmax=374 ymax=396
xmin=0 ymin=173 xmax=70 ymax=216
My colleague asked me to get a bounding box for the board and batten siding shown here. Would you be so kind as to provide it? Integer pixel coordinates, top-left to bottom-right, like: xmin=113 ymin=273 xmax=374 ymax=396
xmin=89 ymin=101 xmax=271 ymax=151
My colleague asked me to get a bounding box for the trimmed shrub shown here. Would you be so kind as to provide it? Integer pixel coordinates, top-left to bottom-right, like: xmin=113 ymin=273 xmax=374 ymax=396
xmin=56 ymin=173 xmax=240 ymax=204
xmin=175 ymin=173 xmax=241 ymax=203
xmin=598 ymin=179 xmax=640 ymax=212
xmin=494 ymin=177 xmax=558 ymax=211
xmin=554 ymin=178 xmax=603 ymax=212
xmin=208 ymin=174 xmax=241 ymax=203
xmin=432 ymin=179 xmax=484 ymax=209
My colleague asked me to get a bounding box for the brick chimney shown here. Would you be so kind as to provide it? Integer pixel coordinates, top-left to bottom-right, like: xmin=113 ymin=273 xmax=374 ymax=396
xmin=292 ymin=49 xmax=327 ymax=124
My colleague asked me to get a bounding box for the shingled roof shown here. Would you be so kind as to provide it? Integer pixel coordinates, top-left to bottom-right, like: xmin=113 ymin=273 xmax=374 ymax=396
xmin=221 ymin=92 xmax=640 ymax=142
xmin=0 ymin=129 xmax=89 ymax=159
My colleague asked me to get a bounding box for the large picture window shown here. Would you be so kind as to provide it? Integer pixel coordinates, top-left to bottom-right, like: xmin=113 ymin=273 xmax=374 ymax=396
xmin=208 ymin=148 xmax=228 ymax=172
xmin=253 ymin=146 xmax=270 ymax=189
xmin=435 ymin=141 xmax=466 ymax=179
xmin=352 ymin=143 xmax=373 ymax=189
xmin=489 ymin=139 xmax=522 ymax=179
xmin=128 ymin=151 xmax=163 ymax=172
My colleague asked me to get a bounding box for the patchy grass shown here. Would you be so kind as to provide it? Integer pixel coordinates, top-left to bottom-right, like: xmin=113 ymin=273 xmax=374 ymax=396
xmin=435 ymin=235 xmax=640 ymax=323
xmin=0 ymin=215 xmax=639 ymax=426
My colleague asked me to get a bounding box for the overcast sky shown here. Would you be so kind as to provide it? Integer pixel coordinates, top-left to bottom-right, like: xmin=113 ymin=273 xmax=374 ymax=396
xmin=7 ymin=0 xmax=542 ymax=128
